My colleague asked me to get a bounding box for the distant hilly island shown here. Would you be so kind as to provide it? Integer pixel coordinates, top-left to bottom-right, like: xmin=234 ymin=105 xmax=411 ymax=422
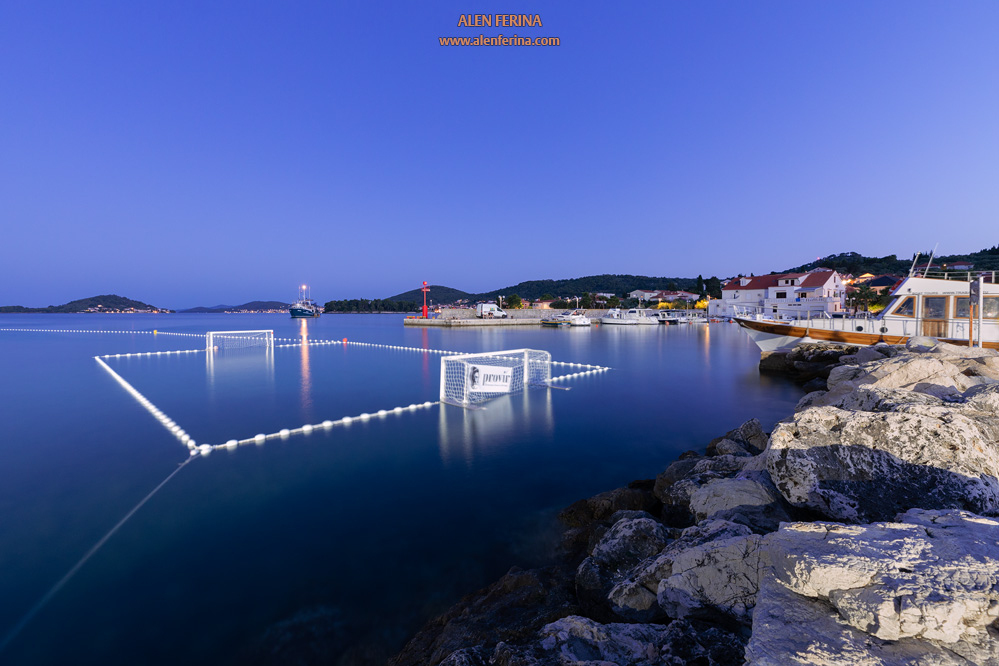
xmin=0 ymin=294 xmax=169 ymax=313
xmin=179 ymin=301 xmax=289 ymax=313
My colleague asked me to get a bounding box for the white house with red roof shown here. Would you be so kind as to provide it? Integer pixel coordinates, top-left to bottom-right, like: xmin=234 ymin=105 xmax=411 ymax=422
xmin=628 ymin=289 xmax=699 ymax=302
xmin=708 ymin=269 xmax=846 ymax=319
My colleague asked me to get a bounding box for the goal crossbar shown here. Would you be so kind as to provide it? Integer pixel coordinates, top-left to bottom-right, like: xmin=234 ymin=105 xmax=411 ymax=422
xmin=206 ymin=330 xmax=275 ymax=351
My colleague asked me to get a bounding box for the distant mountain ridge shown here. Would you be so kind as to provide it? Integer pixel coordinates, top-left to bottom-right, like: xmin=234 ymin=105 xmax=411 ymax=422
xmin=180 ymin=300 xmax=289 ymax=313
xmin=0 ymin=294 xmax=167 ymax=313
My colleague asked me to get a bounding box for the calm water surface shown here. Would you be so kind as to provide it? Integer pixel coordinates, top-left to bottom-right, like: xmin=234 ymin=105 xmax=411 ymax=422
xmin=0 ymin=314 xmax=800 ymax=664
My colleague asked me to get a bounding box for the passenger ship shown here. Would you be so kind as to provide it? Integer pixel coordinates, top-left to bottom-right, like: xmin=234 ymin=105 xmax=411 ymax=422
xmin=289 ymin=285 xmax=322 ymax=318
xmin=735 ymin=270 xmax=999 ymax=352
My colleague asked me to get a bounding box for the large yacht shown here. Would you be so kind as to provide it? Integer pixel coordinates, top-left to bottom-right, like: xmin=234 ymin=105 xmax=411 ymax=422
xmin=735 ymin=269 xmax=999 ymax=351
xmin=289 ymin=285 xmax=322 ymax=318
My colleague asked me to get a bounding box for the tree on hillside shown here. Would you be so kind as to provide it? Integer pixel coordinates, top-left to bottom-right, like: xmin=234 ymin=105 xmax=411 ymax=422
xmin=705 ymin=276 xmax=723 ymax=299
xmin=696 ymin=275 xmax=705 ymax=296
xmin=506 ymin=294 xmax=522 ymax=309
xmin=581 ymin=293 xmax=593 ymax=309
xmin=607 ymin=296 xmax=621 ymax=308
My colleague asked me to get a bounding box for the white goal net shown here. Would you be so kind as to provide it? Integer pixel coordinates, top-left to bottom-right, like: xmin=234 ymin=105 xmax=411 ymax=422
xmin=206 ymin=330 xmax=275 ymax=351
xmin=440 ymin=348 xmax=552 ymax=407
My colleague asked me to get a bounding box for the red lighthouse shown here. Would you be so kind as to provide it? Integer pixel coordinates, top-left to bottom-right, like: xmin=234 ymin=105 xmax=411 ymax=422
xmin=421 ymin=281 xmax=430 ymax=318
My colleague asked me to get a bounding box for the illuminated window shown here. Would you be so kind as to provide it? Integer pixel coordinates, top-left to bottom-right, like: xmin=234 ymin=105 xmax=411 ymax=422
xmin=956 ymin=297 xmax=970 ymax=318
xmin=893 ymin=297 xmax=915 ymax=317
xmin=986 ymin=297 xmax=999 ymax=319
xmin=923 ymin=296 xmax=947 ymax=319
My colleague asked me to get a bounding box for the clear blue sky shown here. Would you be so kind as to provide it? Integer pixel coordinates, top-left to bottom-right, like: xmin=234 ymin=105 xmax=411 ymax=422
xmin=2 ymin=1 xmax=997 ymax=308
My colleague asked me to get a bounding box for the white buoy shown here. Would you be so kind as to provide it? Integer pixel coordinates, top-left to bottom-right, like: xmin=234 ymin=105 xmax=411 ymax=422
xmin=342 ymin=416 xmax=353 ymax=424
xmin=359 ymin=413 xmax=370 ymax=420
xmin=377 ymin=410 xmax=388 ymax=417
xmin=254 ymin=433 xmax=266 ymax=444
xmin=279 ymin=429 xmax=290 ymax=438
xmin=302 ymin=424 xmax=314 ymax=434
xmin=322 ymin=420 xmax=334 ymax=428
xmin=198 ymin=444 xmax=212 ymax=455
xmin=225 ymin=439 xmax=238 ymax=449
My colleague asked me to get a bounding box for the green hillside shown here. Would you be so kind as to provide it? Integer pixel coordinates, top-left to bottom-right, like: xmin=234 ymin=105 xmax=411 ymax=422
xmin=470 ymin=274 xmax=700 ymax=301
xmin=0 ymin=294 xmax=168 ymax=313
xmin=384 ymin=285 xmax=471 ymax=303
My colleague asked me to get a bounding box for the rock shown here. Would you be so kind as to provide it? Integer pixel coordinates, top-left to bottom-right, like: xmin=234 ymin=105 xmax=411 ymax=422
xmin=559 ymin=485 xmax=662 ymax=564
xmin=448 ymin=616 xmax=747 ymax=666
xmin=575 ymin=516 xmax=670 ymax=616
xmin=657 ymin=533 xmax=765 ymax=625
xmin=818 ymin=386 xmax=945 ymax=412
xmin=767 ymin=405 xmax=999 ymax=522
xmin=800 ymin=376 xmax=827 ymax=393
xmin=906 ymin=336 xmax=939 ymax=353
xmin=538 ymin=616 xmax=672 ymax=665
xmin=691 ymin=454 xmax=749 ymax=476
xmin=389 ymin=566 xmax=580 ymax=666
xmin=688 ymin=476 xmax=792 ymax=534
xmin=606 ymin=519 xmax=752 ymax=622
xmin=653 ymin=457 xmax=702 ymax=501
xmin=707 ymin=437 xmax=751 ymax=457
xmin=966 ymin=383 xmax=999 ymax=412
xmin=746 ymin=574 xmax=983 ymax=666
xmin=758 ymin=350 xmax=792 ymax=373
xmin=766 ymin=511 xmax=999 ymax=643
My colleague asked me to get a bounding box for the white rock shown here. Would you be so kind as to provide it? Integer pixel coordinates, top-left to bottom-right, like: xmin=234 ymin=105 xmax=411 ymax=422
xmin=767 ymin=405 xmax=999 ymax=522
xmin=657 ymin=533 xmax=765 ymax=625
xmin=764 ymin=511 xmax=999 ymax=643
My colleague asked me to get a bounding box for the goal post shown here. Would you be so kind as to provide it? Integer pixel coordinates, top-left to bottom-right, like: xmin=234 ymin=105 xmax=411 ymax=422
xmin=440 ymin=348 xmax=552 ymax=407
xmin=206 ymin=330 xmax=275 ymax=351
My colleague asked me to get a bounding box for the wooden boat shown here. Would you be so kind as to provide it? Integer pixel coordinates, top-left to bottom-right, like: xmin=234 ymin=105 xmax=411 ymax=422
xmin=735 ymin=271 xmax=999 ymax=352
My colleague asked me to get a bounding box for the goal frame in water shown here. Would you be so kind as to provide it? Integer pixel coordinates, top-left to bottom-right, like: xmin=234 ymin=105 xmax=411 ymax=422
xmin=206 ymin=330 xmax=275 ymax=351
xmin=439 ymin=348 xmax=553 ymax=408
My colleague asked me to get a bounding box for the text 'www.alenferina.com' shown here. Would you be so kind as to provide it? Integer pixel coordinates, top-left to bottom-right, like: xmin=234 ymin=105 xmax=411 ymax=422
xmin=440 ymin=14 xmax=560 ymax=46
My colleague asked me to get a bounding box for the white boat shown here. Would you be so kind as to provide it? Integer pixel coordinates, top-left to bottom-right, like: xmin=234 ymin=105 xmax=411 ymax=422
xmin=735 ymin=270 xmax=999 ymax=352
xmin=563 ymin=309 xmax=592 ymax=326
xmin=600 ymin=308 xmax=658 ymax=325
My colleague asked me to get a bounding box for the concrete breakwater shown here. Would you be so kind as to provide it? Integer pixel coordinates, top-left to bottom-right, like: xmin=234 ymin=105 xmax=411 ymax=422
xmin=391 ymin=338 xmax=999 ymax=666
xmin=404 ymin=309 xmax=611 ymax=327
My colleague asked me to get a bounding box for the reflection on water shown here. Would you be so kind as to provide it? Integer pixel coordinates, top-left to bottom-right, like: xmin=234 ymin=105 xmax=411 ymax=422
xmin=299 ymin=318 xmax=312 ymax=415
xmin=438 ymin=388 xmax=554 ymax=465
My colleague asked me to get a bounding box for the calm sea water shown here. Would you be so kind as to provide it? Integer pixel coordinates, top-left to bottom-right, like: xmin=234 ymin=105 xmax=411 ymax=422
xmin=0 ymin=314 xmax=800 ymax=664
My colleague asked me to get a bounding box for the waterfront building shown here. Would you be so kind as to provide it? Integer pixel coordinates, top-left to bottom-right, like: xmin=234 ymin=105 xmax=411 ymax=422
xmin=708 ymin=269 xmax=846 ymax=319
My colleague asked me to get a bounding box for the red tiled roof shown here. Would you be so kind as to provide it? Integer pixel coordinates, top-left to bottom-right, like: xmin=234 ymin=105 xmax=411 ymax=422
xmin=722 ymin=271 xmax=835 ymax=291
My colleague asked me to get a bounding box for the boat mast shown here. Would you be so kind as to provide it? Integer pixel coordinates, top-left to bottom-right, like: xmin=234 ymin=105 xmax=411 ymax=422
xmin=923 ymin=243 xmax=938 ymax=277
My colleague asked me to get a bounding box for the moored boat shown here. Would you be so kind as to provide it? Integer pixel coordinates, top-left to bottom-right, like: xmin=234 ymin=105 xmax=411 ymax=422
xmin=600 ymin=308 xmax=657 ymax=326
xmin=735 ymin=271 xmax=999 ymax=351
xmin=541 ymin=309 xmax=592 ymax=327
xmin=290 ymin=285 xmax=322 ymax=318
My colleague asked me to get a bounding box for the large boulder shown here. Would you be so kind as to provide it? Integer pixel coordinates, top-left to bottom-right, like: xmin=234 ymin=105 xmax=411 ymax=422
xmin=747 ymin=510 xmax=999 ymax=665
xmin=767 ymin=405 xmax=999 ymax=522
xmin=657 ymin=533 xmax=765 ymax=625
xmin=606 ymin=519 xmax=752 ymax=622
xmin=767 ymin=511 xmax=999 ymax=642
xmin=688 ymin=476 xmax=792 ymax=533
xmin=746 ymin=575 xmax=990 ymax=666
xmin=575 ymin=515 xmax=670 ymax=616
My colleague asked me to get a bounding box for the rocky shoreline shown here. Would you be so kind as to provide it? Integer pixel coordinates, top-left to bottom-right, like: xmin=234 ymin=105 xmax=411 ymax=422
xmin=390 ymin=338 xmax=999 ymax=666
